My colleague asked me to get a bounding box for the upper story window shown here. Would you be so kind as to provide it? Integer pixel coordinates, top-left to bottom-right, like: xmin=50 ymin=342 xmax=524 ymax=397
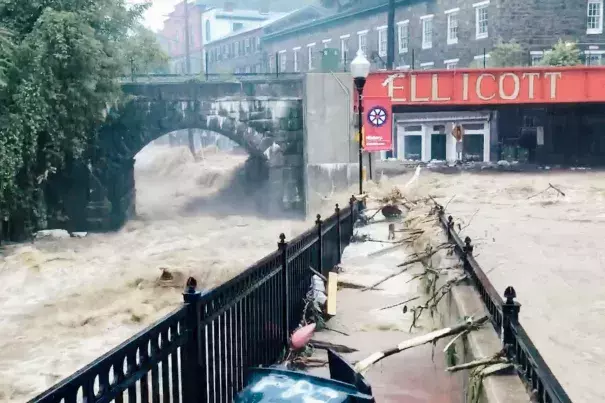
xmin=530 ymin=51 xmax=544 ymax=66
xmin=322 ymin=39 xmax=332 ymax=48
xmin=421 ymin=15 xmax=433 ymax=49
xmin=397 ymin=20 xmax=408 ymax=53
xmin=474 ymin=1 xmax=489 ymax=39
xmin=293 ymin=47 xmax=300 ymax=72
xmin=585 ymin=50 xmax=605 ymax=65
xmin=444 ymin=58 xmax=459 ymax=69
xmin=205 ymin=21 xmax=211 ymax=42
xmin=279 ymin=50 xmax=287 ymax=72
xmin=377 ymin=26 xmax=387 ymax=57
xmin=307 ymin=43 xmax=316 ymax=70
xmin=357 ymin=30 xmax=368 ymax=55
xmin=588 ymin=0 xmax=604 ymax=34
xmin=445 ymin=8 xmax=459 ymax=45
xmin=340 ymin=35 xmax=350 ymax=62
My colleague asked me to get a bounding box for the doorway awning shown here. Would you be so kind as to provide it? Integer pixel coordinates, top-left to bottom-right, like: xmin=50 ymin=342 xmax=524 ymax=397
xmin=395 ymin=111 xmax=491 ymax=124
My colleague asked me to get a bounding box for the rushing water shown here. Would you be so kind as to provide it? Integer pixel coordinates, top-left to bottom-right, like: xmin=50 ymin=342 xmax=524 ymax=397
xmin=388 ymin=169 xmax=605 ymax=403
xmin=0 ymin=145 xmax=315 ymax=402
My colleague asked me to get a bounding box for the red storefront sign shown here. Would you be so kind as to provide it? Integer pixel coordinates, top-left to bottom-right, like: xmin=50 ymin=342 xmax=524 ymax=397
xmin=358 ymin=66 xmax=605 ymax=152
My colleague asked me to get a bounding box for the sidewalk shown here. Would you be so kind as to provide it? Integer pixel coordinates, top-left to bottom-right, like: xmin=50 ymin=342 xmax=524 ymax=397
xmin=308 ymin=214 xmax=465 ymax=403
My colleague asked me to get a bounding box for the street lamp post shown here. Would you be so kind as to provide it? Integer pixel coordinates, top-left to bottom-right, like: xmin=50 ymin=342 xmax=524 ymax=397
xmin=351 ymin=49 xmax=371 ymax=197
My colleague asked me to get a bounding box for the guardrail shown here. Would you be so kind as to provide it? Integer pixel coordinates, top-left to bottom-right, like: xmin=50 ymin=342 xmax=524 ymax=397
xmin=30 ymin=198 xmax=359 ymax=403
xmin=119 ymin=72 xmax=304 ymax=84
xmin=434 ymin=204 xmax=572 ymax=403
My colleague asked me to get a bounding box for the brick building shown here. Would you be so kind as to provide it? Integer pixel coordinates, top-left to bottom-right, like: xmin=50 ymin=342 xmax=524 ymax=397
xmin=261 ymin=0 xmax=605 ymax=73
xmin=204 ymin=6 xmax=328 ymax=74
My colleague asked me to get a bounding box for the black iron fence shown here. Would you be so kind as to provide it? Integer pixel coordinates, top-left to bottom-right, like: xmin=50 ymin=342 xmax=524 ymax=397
xmin=434 ymin=204 xmax=572 ymax=403
xmin=30 ymin=199 xmax=359 ymax=403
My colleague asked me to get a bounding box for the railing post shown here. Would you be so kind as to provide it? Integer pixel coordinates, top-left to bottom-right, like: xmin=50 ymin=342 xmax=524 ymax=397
xmin=502 ymin=286 xmax=521 ymax=350
xmin=335 ymin=204 xmax=342 ymax=261
xmin=278 ymin=234 xmax=290 ymax=344
xmin=182 ymin=277 xmax=204 ymax=402
xmin=316 ymin=214 xmax=323 ymax=276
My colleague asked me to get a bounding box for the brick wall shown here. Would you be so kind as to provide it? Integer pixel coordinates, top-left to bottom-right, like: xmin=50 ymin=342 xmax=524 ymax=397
xmin=260 ymin=0 xmax=605 ymax=71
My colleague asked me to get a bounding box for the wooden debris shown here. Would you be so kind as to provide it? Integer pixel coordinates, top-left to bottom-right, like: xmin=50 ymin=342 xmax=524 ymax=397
xmin=310 ymin=339 xmax=358 ymax=353
xmin=379 ymin=296 xmax=419 ymax=311
xmin=327 ymin=272 xmax=338 ymax=316
xmin=353 ymin=316 xmax=489 ymax=374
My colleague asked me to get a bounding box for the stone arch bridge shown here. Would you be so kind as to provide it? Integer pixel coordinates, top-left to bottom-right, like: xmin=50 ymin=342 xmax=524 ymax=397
xmin=81 ymin=79 xmax=306 ymax=230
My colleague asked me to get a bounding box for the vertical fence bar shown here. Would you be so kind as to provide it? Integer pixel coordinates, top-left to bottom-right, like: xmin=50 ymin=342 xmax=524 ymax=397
xmin=278 ymin=234 xmax=289 ymax=344
xmin=205 ymin=51 xmax=209 ymax=81
xmin=349 ymin=196 xmax=355 ymax=230
xmin=181 ymin=278 xmax=203 ymax=403
xmin=275 ymin=51 xmax=279 ymax=78
xmin=316 ymin=214 xmax=323 ymax=276
xmin=335 ymin=204 xmax=342 ymax=261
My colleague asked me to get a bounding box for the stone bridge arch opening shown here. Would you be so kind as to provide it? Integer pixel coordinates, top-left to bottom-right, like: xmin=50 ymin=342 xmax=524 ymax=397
xmin=86 ymin=93 xmax=304 ymax=231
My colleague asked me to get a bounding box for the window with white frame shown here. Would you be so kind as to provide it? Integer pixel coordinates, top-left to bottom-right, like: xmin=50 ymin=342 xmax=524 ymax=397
xmin=293 ymin=47 xmax=300 ymax=72
xmin=446 ymin=8 xmax=459 ymax=44
xmin=397 ymin=21 xmax=409 ymax=53
xmin=421 ymin=15 xmax=433 ymax=49
xmin=279 ymin=50 xmax=287 ymax=72
xmin=377 ymin=26 xmax=387 ymax=57
xmin=358 ymin=30 xmax=368 ymax=55
xmin=420 ymin=62 xmax=434 ymax=70
xmin=340 ymin=35 xmax=350 ymax=63
xmin=585 ymin=50 xmax=605 ymax=65
xmin=530 ymin=51 xmax=544 ymax=66
xmin=474 ymin=1 xmax=489 ymax=39
xmin=307 ymin=43 xmax=315 ymax=70
xmin=322 ymin=38 xmax=332 ymax=48
xmin=587 ymin=0 xmax=604 ymax=34
xmin=444 ymin=58 xmax=459 ymax=69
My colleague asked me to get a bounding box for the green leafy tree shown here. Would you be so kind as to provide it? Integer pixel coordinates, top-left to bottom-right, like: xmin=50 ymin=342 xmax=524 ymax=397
xmin=469 ymin=39 xmax=524 ymax=68
xmin=123 ymin=25 xmax=169 ymax=76
xmin=540 ymin=40 xmax=582 ymax=66
xmin=0 ymin=0 xmax=149 ymax=235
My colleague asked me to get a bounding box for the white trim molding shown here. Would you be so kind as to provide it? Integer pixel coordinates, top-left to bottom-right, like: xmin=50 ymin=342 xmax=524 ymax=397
xmin=278 ymin=49 xmax=287 ymax=53
xmin=322 ymin=38 xmax=332 ymax=43
xmin=340 ymin=34 xmax=351 ymax=39
xmin=376 ymin=25 xmax=387 ymax=30
xmin=306 ymin=42 xmax=316 ymax=47
xmin=292 ymin=46 xmax=301 ymax=51
xmin=472 ymin=0 xmax=490 ymax=7
xmin=420 ymin=14 xmax=434 ymax=20
xmin=445 ymin=7 xmax=460 ymax=14
xmin=396 ymin=19 xmax=410 ymax=25
xmin=357 ymin=29 xmax=369 ymax=35
xmin=444 ymin=58 xmax=460 ymax=64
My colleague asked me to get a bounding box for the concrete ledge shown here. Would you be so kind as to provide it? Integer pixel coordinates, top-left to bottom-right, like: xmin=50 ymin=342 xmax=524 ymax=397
xmin=433 ymin=256 xmax=530 ymax=403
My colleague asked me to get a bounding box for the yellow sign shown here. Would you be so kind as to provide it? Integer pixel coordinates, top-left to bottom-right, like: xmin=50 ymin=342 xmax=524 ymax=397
xmin=355 ymin=126 xmax=366 ymax=148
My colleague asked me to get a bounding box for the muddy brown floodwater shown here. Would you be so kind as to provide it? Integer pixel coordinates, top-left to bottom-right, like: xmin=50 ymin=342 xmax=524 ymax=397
xmin=383 ymin=169 xmax=605 ymax=403
xmin=0 ymin=145 xmax=328 ymax=402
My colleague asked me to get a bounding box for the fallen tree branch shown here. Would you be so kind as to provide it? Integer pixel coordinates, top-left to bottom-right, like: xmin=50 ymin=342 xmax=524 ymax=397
xmin=310 ymin=339 xmax=358 ymax=353
xmin=353 ymin=316 xmax=489 ymax=374
xmin=527 ymin=183 xmax=566 ymax=199
xmin=447 ymin=355 xmax=507 ymax=372
xmin=379 ymin=296 xmax=419 ymax=311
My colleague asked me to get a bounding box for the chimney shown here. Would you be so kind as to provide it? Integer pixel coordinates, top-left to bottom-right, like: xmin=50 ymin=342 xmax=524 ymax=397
xmin=224 ymin=1 xmax=235 ymax=11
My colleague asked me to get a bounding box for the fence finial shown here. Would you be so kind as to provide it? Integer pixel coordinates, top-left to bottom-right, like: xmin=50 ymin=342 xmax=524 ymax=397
xmin=183 ymin=277 xmax=201 ymax=303
xmin=335 ymin=203 xmax=340 ymax=212
xmin=464 ymin=236 xmax=474 ymax=255
xmin=447 ymin=215 xmax=454 ymax=229
xmin=278 ymin=233 xmax=287 ymax=249
xmin=504 ymin=286 xmax=517 ymax=304
xmin=316 ymin=214 xmax=322 ymax=225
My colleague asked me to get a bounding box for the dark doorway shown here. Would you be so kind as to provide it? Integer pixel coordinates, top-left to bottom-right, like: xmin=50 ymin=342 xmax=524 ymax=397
xmin=404 ymin=136 xmax=422 ymax=160
xmin=431 ymin=134 xmax=447 ymax=161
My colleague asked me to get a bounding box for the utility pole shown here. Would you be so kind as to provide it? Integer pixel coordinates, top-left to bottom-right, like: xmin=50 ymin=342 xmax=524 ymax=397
xmin=183 ymin=0 xmax=196 ymax=158
xmin=386 ymin=0 xmax=395 ymax=69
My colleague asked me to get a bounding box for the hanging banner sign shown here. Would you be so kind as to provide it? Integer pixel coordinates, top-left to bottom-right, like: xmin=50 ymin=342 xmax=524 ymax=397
xmin=362 ymin=96 xmax=392 ymax=152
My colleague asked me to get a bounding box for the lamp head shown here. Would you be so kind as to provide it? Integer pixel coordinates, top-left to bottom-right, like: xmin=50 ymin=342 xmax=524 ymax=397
xmin=350 ymin=49 xmax=370 ymax=79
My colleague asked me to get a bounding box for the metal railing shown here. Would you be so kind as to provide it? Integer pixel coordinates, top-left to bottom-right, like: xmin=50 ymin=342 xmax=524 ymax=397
xmin=30 ymin=198 xmax=360 ymax=403
xmin=434 ymin=204 xmax=572 ymax=403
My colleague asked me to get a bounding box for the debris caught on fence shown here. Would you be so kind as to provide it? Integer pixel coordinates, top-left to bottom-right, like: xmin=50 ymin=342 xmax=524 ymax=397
xmin=353 ymin=316 xmax=489 ymax=374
